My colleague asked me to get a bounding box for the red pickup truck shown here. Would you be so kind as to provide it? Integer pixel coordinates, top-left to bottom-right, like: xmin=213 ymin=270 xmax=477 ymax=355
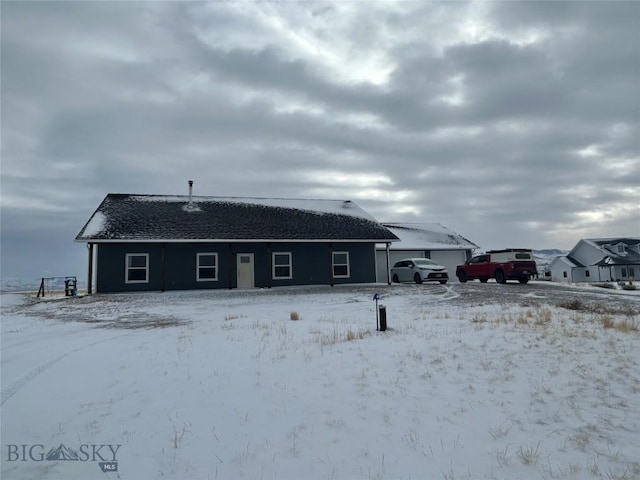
xmin=456 ymin=249 xmax=537 ymax=284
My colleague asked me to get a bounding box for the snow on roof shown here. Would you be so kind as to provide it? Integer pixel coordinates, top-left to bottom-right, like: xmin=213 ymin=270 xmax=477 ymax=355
xmin=578 ymin=238 xmax=640 ymax=264
xmin=381 ymin=223 xmax=478 ymax=250
xmin=76 ymin=194 xmax=398 ymax=242
xmin=81 ymin=211 xmax=106 ymax=238
xmin=565 ymin=255 xmax=585 ymax=268
xmin=585 ymin=237 xmax=640 ymax=245
xmin=131 ymin=195 xmax=376 ymax=221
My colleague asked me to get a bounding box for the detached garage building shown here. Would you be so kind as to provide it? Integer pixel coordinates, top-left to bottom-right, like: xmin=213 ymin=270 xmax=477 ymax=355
xmin=376 ymin=223 xmax=478 ymax=283
xmin=75 ymin=191 xmax=398 ymax=293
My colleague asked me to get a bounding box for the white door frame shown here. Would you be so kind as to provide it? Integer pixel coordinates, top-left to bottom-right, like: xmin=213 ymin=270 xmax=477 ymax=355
xmin=236 ymin=253 xmax=255 ymax=289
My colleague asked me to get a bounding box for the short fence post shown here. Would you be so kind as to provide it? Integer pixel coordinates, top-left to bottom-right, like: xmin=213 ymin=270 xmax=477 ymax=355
xmin=378 ymin=305 xmax=387 ymax=332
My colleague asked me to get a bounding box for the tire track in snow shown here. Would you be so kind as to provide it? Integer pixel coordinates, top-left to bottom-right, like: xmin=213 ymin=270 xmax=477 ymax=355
xmin=414 ymin=283 xmax=460 ymax=302
xmin=439 ymin=284 xmax=460 ymax=301
xmin=1 ymin=333 xmax=126 ymax=406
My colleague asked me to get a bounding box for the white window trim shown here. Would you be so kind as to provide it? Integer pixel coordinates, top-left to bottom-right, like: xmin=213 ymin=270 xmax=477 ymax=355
xmin=125 ymin=253 xmax=149 ymax=284
xmin=332 ymin=251 xmax=350 ymax=278
xmin=197 ymin=252 xmax=218 ymax=282
xmin=272 ymin=252 xmax=292 ymax=280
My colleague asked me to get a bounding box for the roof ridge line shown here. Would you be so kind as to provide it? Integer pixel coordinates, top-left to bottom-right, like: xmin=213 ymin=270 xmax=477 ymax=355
xmin=110 ymin=193 xmax=355 ymax=203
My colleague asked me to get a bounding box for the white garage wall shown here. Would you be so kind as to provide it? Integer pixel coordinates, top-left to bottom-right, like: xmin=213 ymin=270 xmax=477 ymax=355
xmin=430 ymin=251 xmax=467 ymax=283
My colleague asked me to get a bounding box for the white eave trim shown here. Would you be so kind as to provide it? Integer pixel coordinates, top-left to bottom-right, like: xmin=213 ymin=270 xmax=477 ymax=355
xmin=376 ymin=245 xmax=473 ymax=250
xmin=75 ymin=238 xmax=400 ymax=244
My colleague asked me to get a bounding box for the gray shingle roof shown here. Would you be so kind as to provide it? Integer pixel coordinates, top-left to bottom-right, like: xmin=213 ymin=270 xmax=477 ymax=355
xmin=566 ymin=255 xmax=586 ymax=268
xmin=585 ymin=238 xmax=640 ymax=265
xmin=75 ymin=194 xmax=399 ymax=242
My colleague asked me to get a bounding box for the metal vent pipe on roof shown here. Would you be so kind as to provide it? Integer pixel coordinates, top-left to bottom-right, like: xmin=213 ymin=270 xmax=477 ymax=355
xmin=183 ymin=180 xmax=201 ymax=212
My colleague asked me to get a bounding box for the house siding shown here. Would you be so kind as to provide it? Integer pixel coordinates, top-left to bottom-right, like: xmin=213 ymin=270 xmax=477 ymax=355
xmin=95 ymin=242 xmax=376 ymax=293
xmin=549 ymin=257 xmax=567 ymax=282
xmin=572 ymin=241 xmax=602 ymax=266
xmin=97 ymin=243 xmax=164 ymax=293
xmin=268 ymin=242 xmax=375 ymax=287
xmin=164 ymin=244 xmax=230 ymax=290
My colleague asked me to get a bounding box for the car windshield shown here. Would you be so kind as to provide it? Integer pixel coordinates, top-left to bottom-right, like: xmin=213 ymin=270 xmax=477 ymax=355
xmin=413 ymin=259 xmax=437 ymax=267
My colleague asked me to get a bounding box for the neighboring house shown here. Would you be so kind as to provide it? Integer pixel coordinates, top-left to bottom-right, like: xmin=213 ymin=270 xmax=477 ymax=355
xmin=75 ymin=191 xmax=399 ymax=293
xmin=375 ymin=223 xmax=478 ymax=283
xmin=549 ymin=238 xmax=640 ymax=283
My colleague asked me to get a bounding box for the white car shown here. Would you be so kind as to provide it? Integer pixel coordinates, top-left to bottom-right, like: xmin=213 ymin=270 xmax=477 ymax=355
xmin=391 ymin=258 xmax=449 ymax=284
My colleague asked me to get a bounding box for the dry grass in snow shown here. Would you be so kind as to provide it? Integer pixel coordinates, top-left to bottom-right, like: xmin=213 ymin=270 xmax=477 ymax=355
xmin=1 ymin=284 xmax=639 ymax=480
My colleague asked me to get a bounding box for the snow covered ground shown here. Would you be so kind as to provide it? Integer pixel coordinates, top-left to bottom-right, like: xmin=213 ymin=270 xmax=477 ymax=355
xmin=1 ymin=283 xmax=639 ymax=480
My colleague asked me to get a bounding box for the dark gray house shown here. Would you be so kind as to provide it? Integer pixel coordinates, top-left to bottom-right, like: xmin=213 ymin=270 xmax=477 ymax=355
xmin=75 ymin=191 xmax=398 ymax=293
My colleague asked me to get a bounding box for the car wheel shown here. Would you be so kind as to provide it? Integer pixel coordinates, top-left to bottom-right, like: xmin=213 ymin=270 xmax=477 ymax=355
xmin=518 ymin=277 xmax=529 ymax=284
xmin=392 ymin=274 xmax=399 ymax=283
xmin=495 ymin=270 xmax=506 ymax=284
xmin=414 ymin=273 xmax=423 ymax=284
xmin=457 ymin=271 xmax=467 ymax=283
xmin=439 ymin=280 xmax=447 ymax=285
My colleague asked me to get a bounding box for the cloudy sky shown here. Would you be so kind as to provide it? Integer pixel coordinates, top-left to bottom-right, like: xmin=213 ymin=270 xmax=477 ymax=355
xmin=1 ymin=1 xmax=639 ymax=281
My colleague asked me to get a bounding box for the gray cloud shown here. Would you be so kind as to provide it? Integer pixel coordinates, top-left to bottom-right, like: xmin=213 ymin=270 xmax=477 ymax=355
xmin=1 ymin=1 xmax=638 ymax=282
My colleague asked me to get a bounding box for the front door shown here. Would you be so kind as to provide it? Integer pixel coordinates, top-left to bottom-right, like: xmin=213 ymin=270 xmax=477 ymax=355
xmin=236 ymin=253 xmax=255 ymax=289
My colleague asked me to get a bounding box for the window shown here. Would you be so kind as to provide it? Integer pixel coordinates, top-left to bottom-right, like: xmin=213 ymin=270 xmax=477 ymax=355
xmin=125 ymin=253 xmax=149 ymax=283
xmin=563 ymin=271 xmax=568 ymax=278
xmin=585 ymin=270 xmax=590 ymax=278
xmin=273 ymin=252 xmax=292 ymax=279
xmin=332 ymin=252 xmax=350 ymax=278
xmin=621 ymin=268 xmax=628 ymax=278
xmin=617 ymin=244 xmax=625 ymax=254
xmin=197 ymin=253 xmax=218 ymax=281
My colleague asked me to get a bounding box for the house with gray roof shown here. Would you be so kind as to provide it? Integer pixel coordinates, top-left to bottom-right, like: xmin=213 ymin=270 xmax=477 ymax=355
xmin=75 ymin=187 xmax=398 ymax=293
xmin=548 ymin=238 xmax=640 ymax=283
xmin=375 ymin=223 xmax=478 ymax=283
